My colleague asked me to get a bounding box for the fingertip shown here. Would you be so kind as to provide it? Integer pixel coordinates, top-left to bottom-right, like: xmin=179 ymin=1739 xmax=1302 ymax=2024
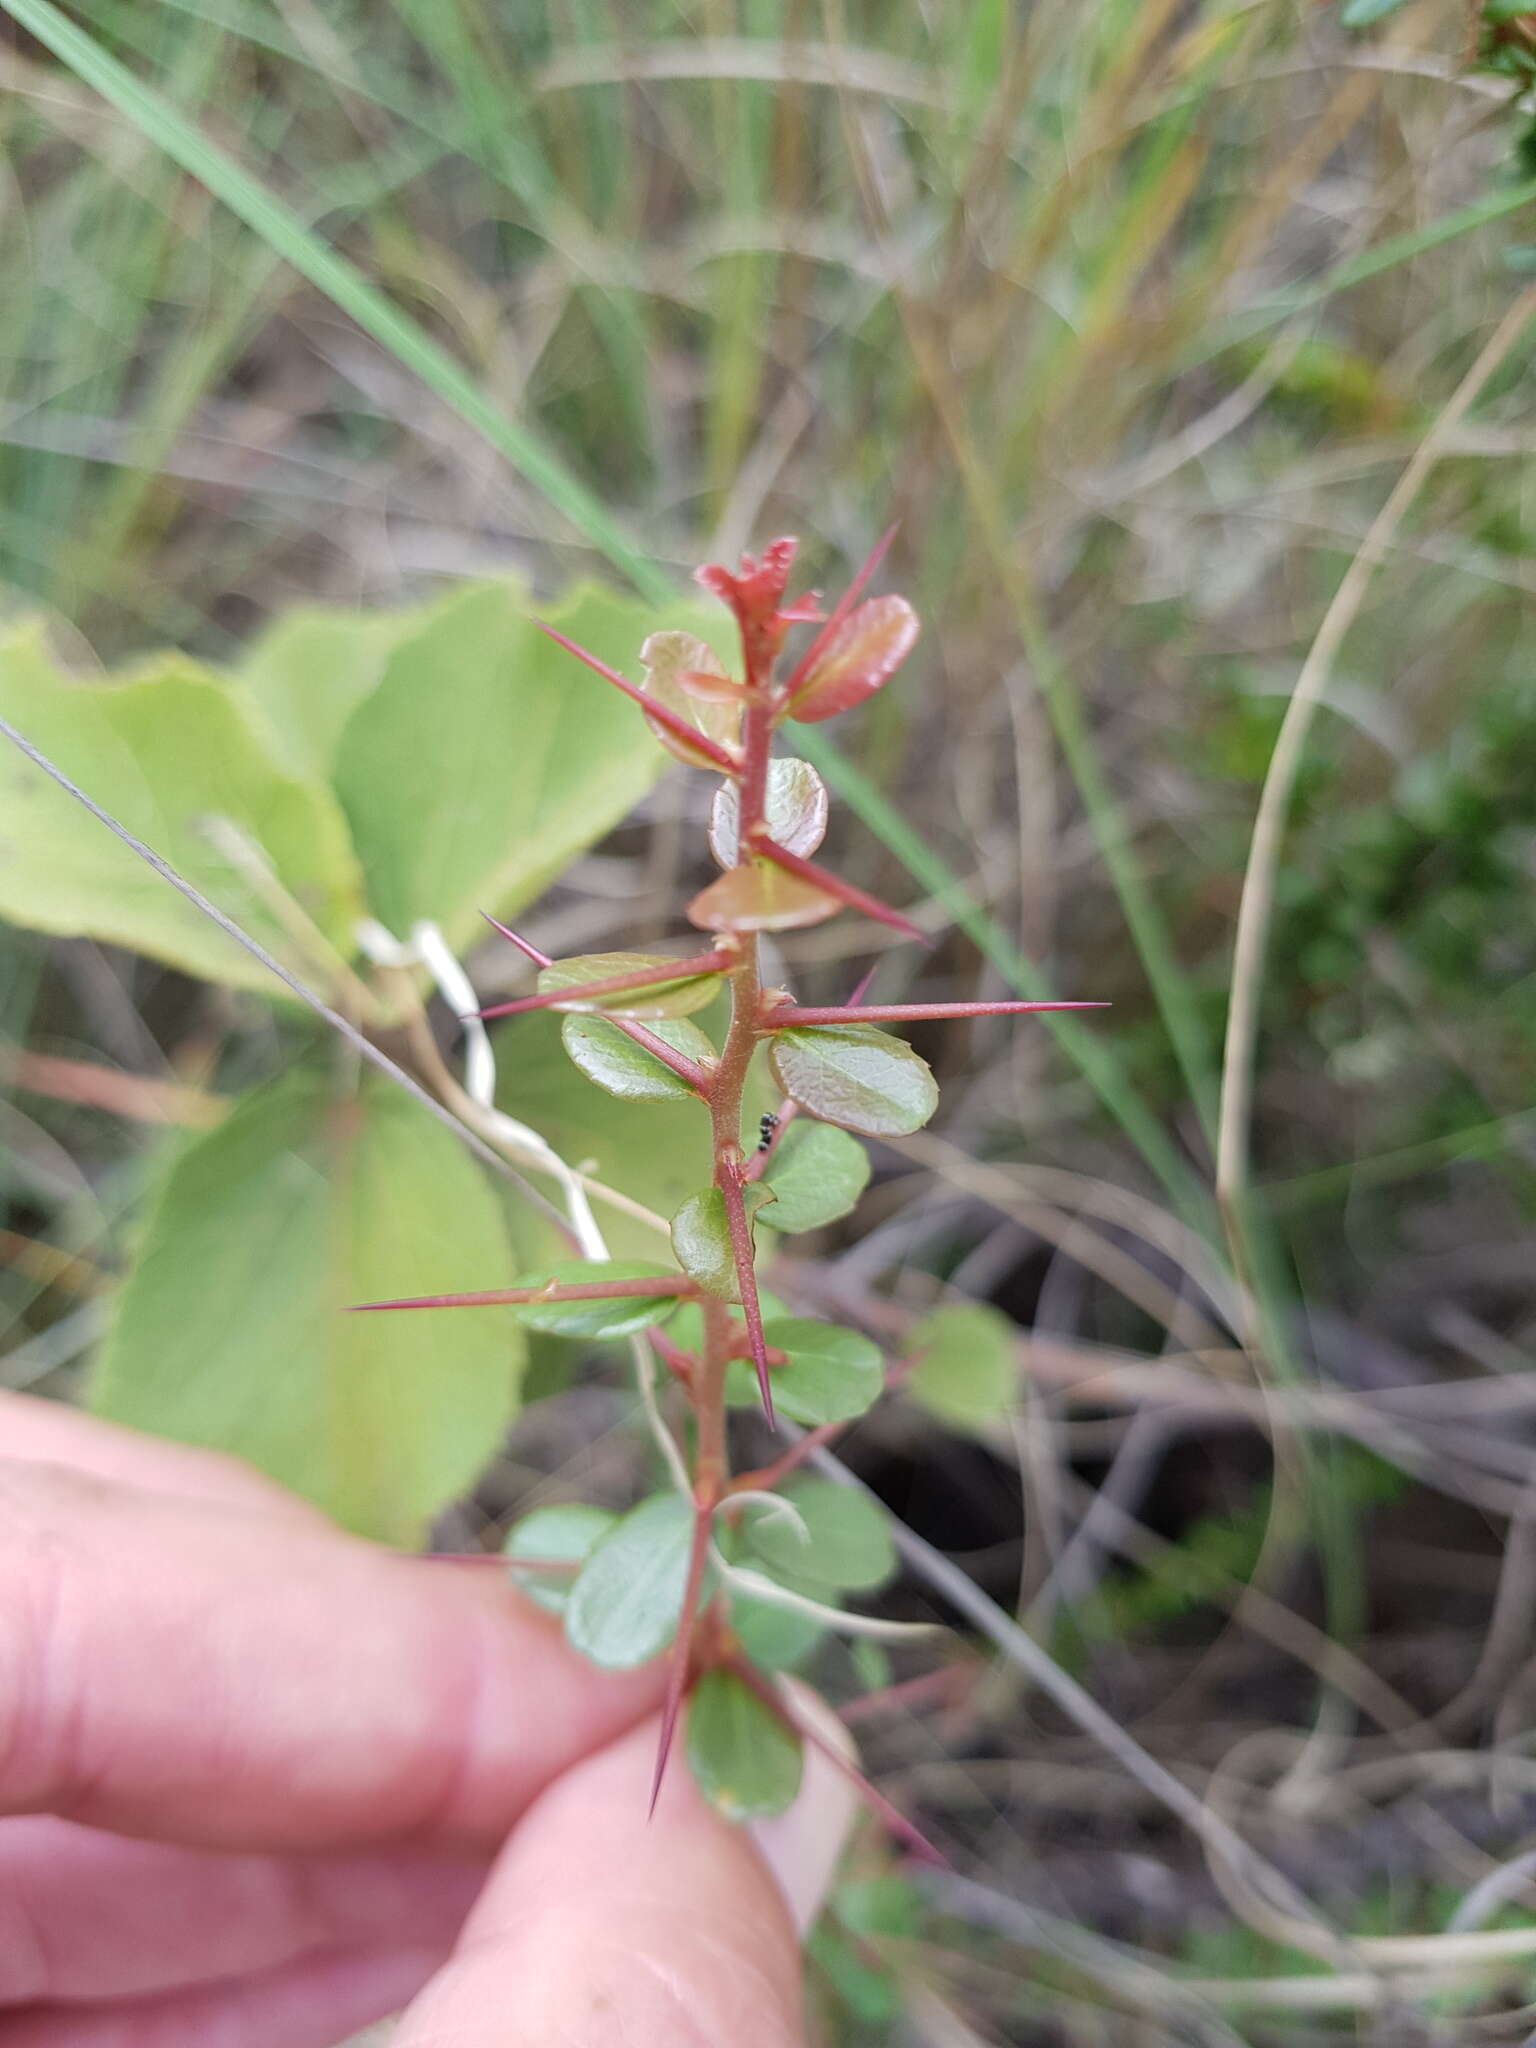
xmin=396 ymin=1711 xmax=812 ymax=2047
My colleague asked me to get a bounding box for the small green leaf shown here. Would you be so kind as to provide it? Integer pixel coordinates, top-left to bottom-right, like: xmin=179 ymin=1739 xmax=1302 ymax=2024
xmin=671 ymin=1185 xmax=775 ymax=1300
xmin=91 ymin=1070 xmax=520 ymax=1542
xmin=503 ymin=1503 xmax=618 ymax=1615
xmin=725 ymin=1318 xmax=883 ymax=1426
xmin=730 ymin=1591 xmax=826 ymax=1672
xmin=560 ymin=1013 xmax=714 ymax=1102
xmin=709 ymin=758 xmax=828 ymax=868
xmin=503 ymin=1260 xmax=685 ymax=1339
xmin=907 ymin=1303 xmax=1018 ymax=1432
xmin=0 ymin=625 xmax=363 ymax=994
xmin=685 ymin=1668 xmax=803 ymax=1821
xmin=768 ymin=1026 xmax=937 ymax=1137
xmin=537 ymin=950 xmax=722 ymax=1020
xmin=671 ymin=1189 xmax=737 ymax=1300
xmin=759 ymin=1120 xmax=870 ymax=1232
xmin=564 ymin=1491 xmax=700 ymax=1668
xmin=743 ymin=1477 xmax=896 ymax=1594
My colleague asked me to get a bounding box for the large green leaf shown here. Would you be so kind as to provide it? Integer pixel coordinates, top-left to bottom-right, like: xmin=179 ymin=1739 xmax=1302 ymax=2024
xmin=758 ymin=1120 xmax=870 ymax=1233
xmin=330 ymin=580 xmax=716 ymax=948
xmin=91 ymin=1069 xmax=521 ymax=1542
xmin=234 ymin=605 xmax=400 ymax=780
xmin=493 ymin=1009 xmax=771 ymax=1265
xmin=0 ymin=624 xmax=363 ymax=993
xmin=724 ymin=1318 xmax=884 ymax=1426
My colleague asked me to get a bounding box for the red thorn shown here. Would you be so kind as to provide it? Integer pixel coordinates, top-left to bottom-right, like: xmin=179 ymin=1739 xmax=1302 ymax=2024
xmin=728 ymin=1656 xmax=948 ymax=1867
xmin=536 ymin=622 xmax=741 ymax=773
xmin=649 ymin=1507 xmax=714 ymax=1817
xmin=845 ymin=964 xmax=880 ymax=1010
xmin=481 ymin=914 xmax=552 ymax=968
xmin=349 ymin=1276 xmax=694 ymax=1313
xmin=765 ymin=1001 xmax=1108 ymax=1026
xmin=750 ymin=835 xmax=923 ymax=943
xmin=472 ymin=950 xmax=731 ymax=1021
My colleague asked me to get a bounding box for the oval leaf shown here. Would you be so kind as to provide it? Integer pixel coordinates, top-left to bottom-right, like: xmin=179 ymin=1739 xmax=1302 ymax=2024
xmin=688 ymin=861 xmax=839 ymax=934
xmin=91 ymin=1071 xmax=520 ymax=1543
xmin=504 ymin=1260 xmax=685 ymax=1338
xmin=725 ymin=1318 xmax=884 ymax=1426
xmin=767 ymin=1025 xmax=937 ymax=1137
xmin=640 ymin=629 xmax=739 ymax=766
xmin=503 ymin=1502 xmax=618 ymax=1615
xmin=560 ymin=1013 xmax=713 ymax=1102
xmin=730 ymin=1592 xmax=826 ymax=1673
xmin=670 ymin=1188 xmax=738 ymax=1301
xmin=537 ymin=950 xmax=722 ymax=1020
xmin=708 ymin=758 xmax=829 ymax=869
xmin=743 ymin=1476 xmax=896 ymax=1593
xmin=759 ymin=1120 xmax=870 ymax=1232
xmin=787 ymin=596 xmax=918 ymax=724
xmin=907 ymin=1302 xmax=1018 ymax=1432
xmin=686 ymin=1668 xmax=803 ymax=1822
xmin=564 ymin=1491 xmax=699 ymax=1668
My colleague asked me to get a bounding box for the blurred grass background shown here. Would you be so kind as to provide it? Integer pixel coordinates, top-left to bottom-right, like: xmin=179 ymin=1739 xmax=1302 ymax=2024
xmin=6 ymin=1 xmax=1536 ymax=2039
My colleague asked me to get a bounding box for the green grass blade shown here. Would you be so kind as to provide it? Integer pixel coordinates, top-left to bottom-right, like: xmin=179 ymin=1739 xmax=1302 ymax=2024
xmin=0 ymin=0 xmax=671 ymax=606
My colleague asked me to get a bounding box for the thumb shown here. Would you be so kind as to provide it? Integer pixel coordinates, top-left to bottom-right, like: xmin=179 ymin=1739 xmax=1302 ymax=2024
xmin=394 ymin=1688 xmax=857 ymax=2047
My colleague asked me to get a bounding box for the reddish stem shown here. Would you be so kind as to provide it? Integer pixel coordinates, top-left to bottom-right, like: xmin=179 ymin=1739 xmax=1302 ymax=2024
xmin=536 ymin=623 xmax=741 ymax=773
xmin=719 ymin=1170 xmax=774 ymax=1426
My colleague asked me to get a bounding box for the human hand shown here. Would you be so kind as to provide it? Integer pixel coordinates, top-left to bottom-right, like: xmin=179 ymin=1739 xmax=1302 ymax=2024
xmin=0 ymin=1392 xmax=853 ymax=2045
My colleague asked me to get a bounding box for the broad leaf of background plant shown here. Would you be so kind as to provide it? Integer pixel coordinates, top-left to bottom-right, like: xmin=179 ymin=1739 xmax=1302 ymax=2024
xmin=330 ymin=580 xmax=723 ymax=949
xmin=234 ymin=605 xmax=402 ymax=780
xmin=0 ymin=624 xmax=362 ymax=993
xmin=492 ymin=1007 xmax=773 ymax=1265
xmin=92 ymin=1068 xmax=522 ymax=1542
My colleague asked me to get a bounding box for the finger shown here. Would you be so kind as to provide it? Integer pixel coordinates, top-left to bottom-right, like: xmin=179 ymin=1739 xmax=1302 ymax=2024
xmin=0 ymin=1391 xmax=323 ymax=1522
xmin=0 ymin=1457 xmax=664 ymax=1851
xmin=0 ymin=1816 xmax=484 ymax=2003
xmin=0 ymin=1944 xmax=441 ymax=2048
xmin=395 ymin=1707 xmax=855 ymax=2048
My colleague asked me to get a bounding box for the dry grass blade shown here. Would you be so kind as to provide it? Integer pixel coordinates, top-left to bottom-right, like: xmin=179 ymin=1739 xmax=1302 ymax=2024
xmin=1216 ymin=284 xmax=1536 ymax=1290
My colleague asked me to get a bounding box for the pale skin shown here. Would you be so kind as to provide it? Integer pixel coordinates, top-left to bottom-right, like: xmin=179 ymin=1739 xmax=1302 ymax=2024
xmin=0 ymin=1392 xmax=851 ymax=2046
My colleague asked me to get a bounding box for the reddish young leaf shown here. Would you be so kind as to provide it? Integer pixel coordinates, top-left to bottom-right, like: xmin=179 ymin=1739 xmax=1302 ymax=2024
xmin=638 ymin=631 xmax=742 ymax=768
xmin=687 ymin=860 xmax=841 ymax=935
xmin=780 ymin=525 xmax=897 ymax=699
xmin=708 ymin=759 xmax=828 ymax=869
xmin=784 ymin=595 xmax=919 ymax=724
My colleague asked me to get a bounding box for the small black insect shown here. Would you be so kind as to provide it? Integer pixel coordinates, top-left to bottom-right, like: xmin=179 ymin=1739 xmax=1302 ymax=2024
xmin=757 ymin=1112 xmax=780 ymax=1153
